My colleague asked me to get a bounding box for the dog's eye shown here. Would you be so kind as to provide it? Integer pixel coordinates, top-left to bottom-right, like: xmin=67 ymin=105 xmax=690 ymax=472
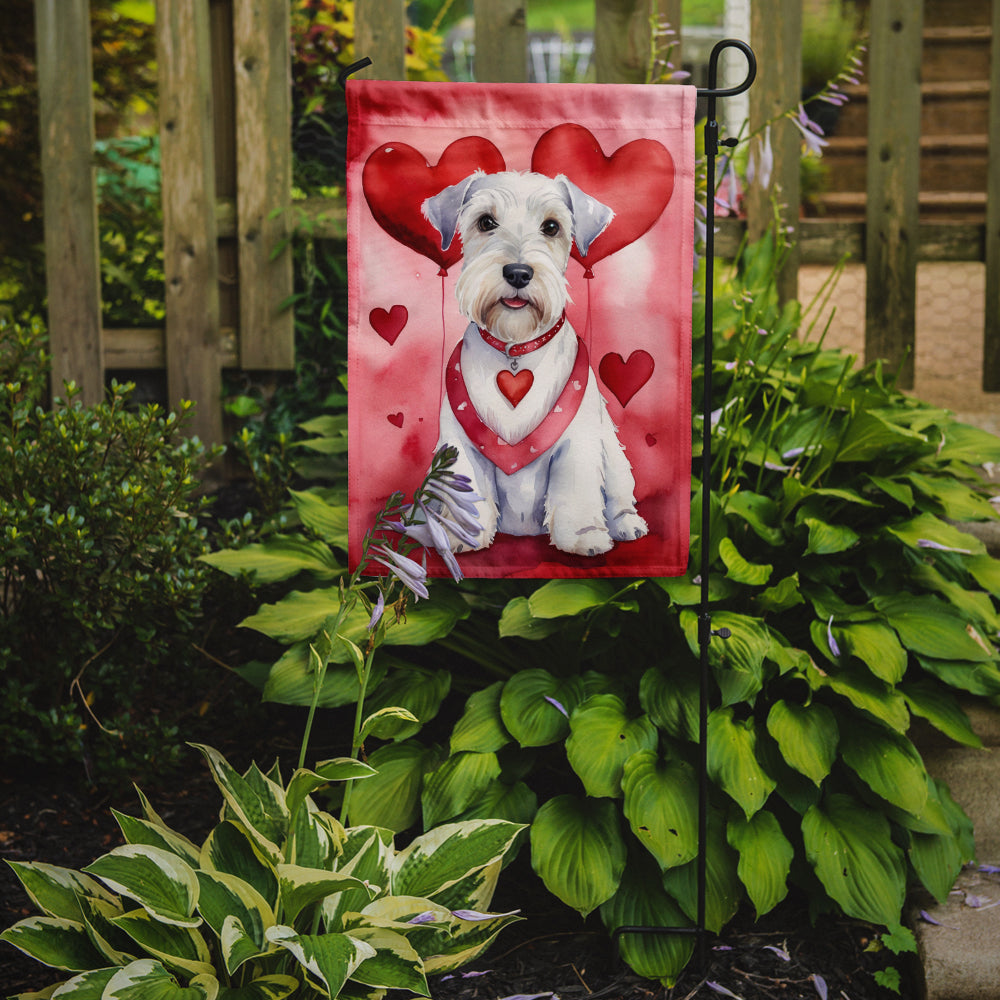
xmin=477 ymin=214 xmax=498 ymax=233
xmin=541 ymin=219 xmax=561 ymax=237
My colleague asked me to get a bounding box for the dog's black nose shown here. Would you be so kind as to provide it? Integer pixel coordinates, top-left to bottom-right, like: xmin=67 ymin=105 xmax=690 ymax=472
xmin=502 ymin=263 xmax=533 ymax=289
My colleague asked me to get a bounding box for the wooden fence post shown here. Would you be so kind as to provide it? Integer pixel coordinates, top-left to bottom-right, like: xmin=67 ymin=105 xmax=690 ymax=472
xmin=233 ymin=0 xmax=294 ymax=370
xmin=34 ymin=0 xmax=104 ymax=405
xmin=746 ymin=0 xmax=801 ymax=305
xmin=157 ymin=0 xmax=223 ymax=445
xmin=983 ymin=0 xmax=1000 ymax=390
xmin=594 ymin=0 xmax=651 ymax=84
xmin=474 ymin=0 xmax=527 ymax=83
xmin=864 ymin=0 xmax=923 ymax=389
xmin=354 ymin=0 xmax=407 ymax=80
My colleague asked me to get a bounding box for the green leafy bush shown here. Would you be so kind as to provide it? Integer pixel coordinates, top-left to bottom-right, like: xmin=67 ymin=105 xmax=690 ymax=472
xmin=1 ymin=743 xmax=524 ymax=998
xmin=0 ymin=317 xmax=220 ymax=782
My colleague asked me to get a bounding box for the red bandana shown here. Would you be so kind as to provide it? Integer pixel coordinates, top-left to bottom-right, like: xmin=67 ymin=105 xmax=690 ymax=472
xmin=446 ymin=336 xmax=591 ymax=475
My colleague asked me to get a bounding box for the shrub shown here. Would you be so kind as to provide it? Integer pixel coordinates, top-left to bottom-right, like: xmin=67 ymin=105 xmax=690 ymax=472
xmin=0 ymin=317 xmax=220 ymax=784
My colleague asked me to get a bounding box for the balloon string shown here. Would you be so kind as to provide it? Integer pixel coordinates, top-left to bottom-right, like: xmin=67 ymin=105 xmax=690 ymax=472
xmin=439 ymin=272 xmax=448 ymax=417
xmin=584 ymin=269 xmax=594 ymax=356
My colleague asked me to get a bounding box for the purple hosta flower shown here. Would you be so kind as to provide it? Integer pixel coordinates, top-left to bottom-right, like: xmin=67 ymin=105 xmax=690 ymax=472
xmin=369 ymin=543 xmax=429 ymax=600
xmin=791 ymin=104 xmax=829 ymax=156
xmin=827 ymin=615 xmax=842 ymax=658
xmin=367 ymin=589 xmax=385 ymax=631
xmin=979 ymin=864 xmax=1000 ymax=874
xmin=451 ymin=908 xmax=521 ymax=921
xmin=544 ymin=695 xmax=569 ymax=718
xmin=746 ymin=125 xmax=774 ymax=191
xmin=441 ymin=970 xmax=493 ymax=982
xmin=917 ymin=538 xmax=973 ymax=555
xmin=919 ymin=909 xmax=958 ymax=929
xmin=763 ymin=944 xmax=791 ymax=962
xmin=407 ymin=911 xmax=438 ymax=925
xmin=812 ymin=974 xmax=828 ymax=1000
xmin=497 ymin=994 xmax=558 ymax=1000
xmin=707 ymin=983 xmax=742 ymax=999
xmin=715 ymin=157 xmax=741 ymax=215
xmin=394 ymin=499 xmax=465 ymax=582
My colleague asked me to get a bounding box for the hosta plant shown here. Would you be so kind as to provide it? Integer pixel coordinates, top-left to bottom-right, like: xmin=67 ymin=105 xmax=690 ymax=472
xmin=1 ymin=744 xmax=523 ymax=999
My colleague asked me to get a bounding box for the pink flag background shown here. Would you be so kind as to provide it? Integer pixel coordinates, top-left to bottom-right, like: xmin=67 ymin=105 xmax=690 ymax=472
xmin=347 ymin=80 xmax=696 ymax=579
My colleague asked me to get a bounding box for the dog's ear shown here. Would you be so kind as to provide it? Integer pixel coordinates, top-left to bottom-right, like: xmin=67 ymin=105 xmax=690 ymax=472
xmin=422 ymin=171 xmax=485 ymax=252
xmin=554 ymin=175 xmax=614 ymax=258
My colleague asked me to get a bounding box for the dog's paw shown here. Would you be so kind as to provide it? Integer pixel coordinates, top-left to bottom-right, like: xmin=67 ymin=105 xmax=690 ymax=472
xmin=609 ymin=509 xmax=648 ymax=542
xmin=551 ymin=523 xmax=615 ymax=557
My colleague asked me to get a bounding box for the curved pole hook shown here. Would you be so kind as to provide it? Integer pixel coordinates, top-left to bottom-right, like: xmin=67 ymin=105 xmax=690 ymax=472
xmin=697 ymin=38 xmax=757 ymax=99
xmin=338 ymin=57 xmax=373 ymax=90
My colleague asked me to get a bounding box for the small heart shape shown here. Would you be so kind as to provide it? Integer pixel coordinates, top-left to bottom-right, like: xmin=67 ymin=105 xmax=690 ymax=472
xmin=371 ymin=304 xmax=408 ymax=345
xmin=496 ymin=369 xmax=534 ymax=407
xmin=387 ymin=412 xmax=404 ymax=427
xmin=645 ymin=433 xmax=657 ymax=447
xmin=599 ymin=350 xmax=655 ymax=407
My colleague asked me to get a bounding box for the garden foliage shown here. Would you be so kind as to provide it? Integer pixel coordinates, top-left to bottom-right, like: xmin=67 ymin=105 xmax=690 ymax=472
xmin=0 ymin=317 xmax=219 ymax=782
xmin=1 ymin=744 xmax=524 ymax=999
xmin=205 ymin=231 xmax=1000 ymax=984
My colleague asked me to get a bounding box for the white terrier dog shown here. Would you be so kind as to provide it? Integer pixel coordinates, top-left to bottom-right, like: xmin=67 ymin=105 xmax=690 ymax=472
xmin=422 ymin=169 xmax=648 ymax=557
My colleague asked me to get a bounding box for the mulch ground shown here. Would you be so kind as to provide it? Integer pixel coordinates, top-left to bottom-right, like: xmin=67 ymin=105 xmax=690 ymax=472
xmin=1 ymin=738 xmax=914 ymax=1000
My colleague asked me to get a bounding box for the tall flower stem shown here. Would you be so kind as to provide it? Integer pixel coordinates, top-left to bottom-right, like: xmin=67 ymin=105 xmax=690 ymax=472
xmin=340 ymin=642 xmax=377 ymax=826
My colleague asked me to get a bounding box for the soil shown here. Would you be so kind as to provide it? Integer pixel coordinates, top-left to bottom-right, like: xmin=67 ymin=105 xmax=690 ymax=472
xmin=0 ymin=739 xmax=914 ymax=1000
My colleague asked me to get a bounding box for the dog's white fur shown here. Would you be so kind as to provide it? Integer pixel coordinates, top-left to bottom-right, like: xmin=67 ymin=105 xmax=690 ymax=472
xmin=423 ymin=170 xmax=648 ymax=557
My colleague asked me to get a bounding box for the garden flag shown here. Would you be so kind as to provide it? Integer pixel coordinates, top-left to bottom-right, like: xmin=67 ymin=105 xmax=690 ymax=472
xmin=347 ymin=80 xmax=696 ymax=578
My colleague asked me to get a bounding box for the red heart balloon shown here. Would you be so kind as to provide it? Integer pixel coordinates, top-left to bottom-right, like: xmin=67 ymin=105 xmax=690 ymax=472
xmin=599 ymin=350 xmax=655 ymax=408
xmin=531 ymin=124 xmax=675 ymax=271
xmin=370 ymin=304 xmax=408 ymax=345
xmin=362 ymin=137 xmax=506 ymax=274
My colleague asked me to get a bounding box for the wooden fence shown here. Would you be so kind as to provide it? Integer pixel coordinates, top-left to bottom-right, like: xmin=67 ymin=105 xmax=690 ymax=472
xmin=33 ymin=0 xmax=1000 ymax=445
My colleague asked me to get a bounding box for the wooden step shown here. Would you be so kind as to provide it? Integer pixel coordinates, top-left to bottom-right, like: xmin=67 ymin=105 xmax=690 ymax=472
xmin=922 ymin=0 xmax=991 ymax=28
xmin=922 ymin=25 xmax=993 ymax=83
xmin=813 ymin=190 xmax=987 ymax=222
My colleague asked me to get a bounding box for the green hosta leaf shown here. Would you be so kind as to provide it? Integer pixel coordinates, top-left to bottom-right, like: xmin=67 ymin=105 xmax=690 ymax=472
xmin=200 ymin=822 xmax=278 ymax=910
xmin=886 ymin=512 xmax=985 ymax=556
xmin=111 ymin=908 xmax=214 ymax=978
xmin=83 ymin=846 xmax=200 ymax=928
xmin=346 ymin=926 xmax=428 ymax=994
xmin=680 ymin=610 xmax=770 ymax=706
xmin=526 ymin=579 xmax=617 ymax=618
xmin=866 ymin=474 xmax=914 ymax=509
xmin=392 ymin=820 xmax=524 ymax=901
xmin=755 ymin=573 xmax=804 ymax=614
xmin=599 ymin=853 xmax=694 ymax=987
xmin=967 ymin=553 xmax=1000 ymax=597
xmin=661 ymin=810 xmax=741 ymax=933
xmin=362 ymin=667 xmax=451 ymax=740
xmin=639 ymin=664 xmax=699 ymax=743
xmin=453 ymin=779 xmax=538 ymax=827
xmin=911 ymin=562 xmax=1000 ymax=633
xmin=4 ymin=862 xmax=118 ymax=922
xmin=839 ymin=718 xmax=929 ymax=816
xmin=499 ymin=670 xmax=584 ymax=747
xmin=277 ymin=865 xmax=374 ymax=925
xmin=718 ymin=537 xmax=772 ymax=585
xmin=935 ymin=421 xmax=1000 ymax=464
xmin=621 ymin=751 xmax=698 ymax=871
xmin=359 ymin=706 xmax=421 ymax=743
xmin=765 ymin=700 xmax=838 ymax=786
xmin=421 ymin=751 xmax=502 ymax=828
xmin=260 ymin=643 xmax=386 ymax=709
xmin=288 ymin=489 xmax=349 ymax=546
xmin=835 ymin=621 xmax=907 ymax=684
xmin=835 ymin=410 xmax=927 ymax=463
xmin=191 ymin=746 xmax=287 ymax=862
xmin=802 ymin=793 xmax=906 ymax=926
xmin=265 ymin=926 xmax=375 ymax=997
xmin=874 ymin=594 xmax=995 ymax=662
xmin=530 ymin=795 xmax=626 ymax=917
xmin=200 ymin=536 xmax=342 ymax=584
xmin=497 ymin=596 xmax=565 ymax=639
xmin=103 ymin=959 xmax=218 ymax=1000
xmin=809 ymin=661 xmax=910 ymax=732
xmin=112 ymin=812 xmax=201 ymax=868
xmin=909 ymin=827 xmax=966 ymax=905
xmin=803 ymin=517 xmax=859 ymax=556
xmin=216 ymin=975 xmax=299 ymax=1000
xmin=0 ymin=916 xmax=107 ymax=971
xmin=195 ymin=871 xmax=273 ymax=974
xmin=906 ymin=472 xmax=998 ymax=522
xmin=654 ymin=573 xmax=737 ymax=606
xmin=565 ymin=695 xmax=658 ymax=798
xmin=727 ymin=811 xmax=793 ymax=918
xmin=901 ymin=680 xmax=983 ymax=748
xmin=347 ymin=740 xmax=442 ymax=832
xmin=724 ymin=490 xmax=784 ymax=545
xmin=707 ymin=708 xmax=776 ymax=819
xmin=916 ymin=655 xmax=1000 ymax=697
xmin=450 ymin=682 xmax=511 ymax=754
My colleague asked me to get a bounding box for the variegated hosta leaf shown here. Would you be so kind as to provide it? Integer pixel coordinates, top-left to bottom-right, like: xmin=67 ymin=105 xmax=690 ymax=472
xmin=421 ymin=906 xmax=523 ymax=975
xmin=450 ymin=682 xmax=511 ymax=754
xmin=285 ymin=760 xmax=375 ymax=823
xmin=214 ymin=974 xmax=299 ymax=1000
xmin=46 ymin=966 xmax=118 ymax=997
xmin=288 ymin=801 xmax=344 ymax=870
xmin=420 ymin=860 xmax=501 ymax=917
xmin=706 ymin=707 xmax=776 ymax=819
xmin=727 ymin=810 xmax=793 ymax=917
xmin=110 ymin=908 xmax=214 ymax=979
xmin=195 ymin=871 xmax=274 ymax=974
xmin=499 ymin=669 xmax=585 ymax=747
xmin=765 ymin=700 xmax=838 ymax=786
xmin=838 ymin=718 xmax=929 ymax=817
xmin=621 ymin=751 xmax=699 ymax=871
xmin=200 ymin=822 xmax=278 ymax=910
xmin=599 ymin=854 xmax=694 ymax=987
xmin=802 ymin=793 xmax=906 ymax=926
xmin=77 ymin=894 xmax=136 ymax=966
xmin=112 ymin=811 xmax=201 ymax=868
xmin=565 ymin=695 xmax=658 ymax=799
xmin=4 ymin=861 xmax=118 ymax=922
xmin=0 ymin=916 xmax=107 ymax=972
xmin=102 ymin=958 xmax=218 ymax=999
xmin=347 ymin=740 xmax=442 ymax=832
xmin=323 ymin=829 xmax=393 ymax=931
xmin=420 ymin=751 xmax=501 ymax=829
xmin=529 ymin=795 xmax=626 ymax=917
xmin=391 ymin=820 xmax=524 ymax=901
xmin=191 ymin=746 xmax=288 ymax=863
xmin=83 ymin=845 xmax=200 ymax=928
xmin=265 ymin=926 xmax=376 ymax=998
xmin=276 ymin=864 xmax=376 ymax=925
xmin=345 ymin=926 xmax=429 ymax=995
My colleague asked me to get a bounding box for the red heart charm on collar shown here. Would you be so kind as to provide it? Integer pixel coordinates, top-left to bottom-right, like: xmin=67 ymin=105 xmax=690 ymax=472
xmin=362 ymin=137 xmax=506 ymax=274
xmin=531 ymin=124 xmax=675 ymax=271
xmin=497 ymin=370 xmax=534 ymax=407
